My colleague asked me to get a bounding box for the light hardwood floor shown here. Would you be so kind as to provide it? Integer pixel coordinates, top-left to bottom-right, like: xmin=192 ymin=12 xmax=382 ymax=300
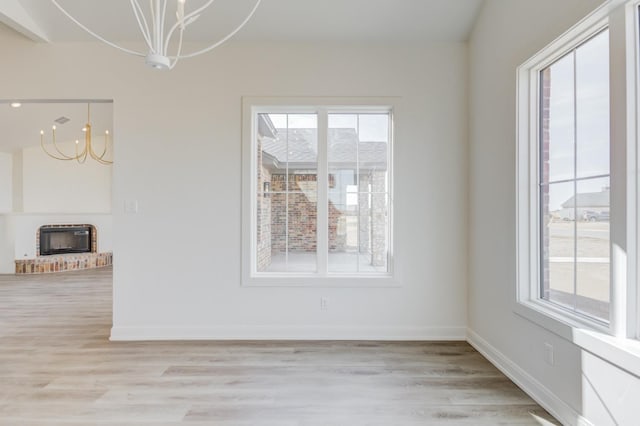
xmin=0 ymin=268 xmax=558 ymax=425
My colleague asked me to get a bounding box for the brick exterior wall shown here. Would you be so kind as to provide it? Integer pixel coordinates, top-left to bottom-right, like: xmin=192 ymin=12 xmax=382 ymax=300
xmin=370 ymin=172 xmax=387 ymax=266
xmin=257 ymin=170 xmax=386 ymax=268
xmin=270 ymin=174 xmax=318 ymax=252
xmin=256 ymin=137 xmax=273 ymax=271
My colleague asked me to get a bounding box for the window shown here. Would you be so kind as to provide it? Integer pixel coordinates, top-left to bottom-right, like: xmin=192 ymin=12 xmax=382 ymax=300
xmin=517 ymin=0 xmax=640 ymax=339
xmin=539 ymin=30 xmax=611 ymax=323
xmin=242 ymin=98 xmax=394 ymax=286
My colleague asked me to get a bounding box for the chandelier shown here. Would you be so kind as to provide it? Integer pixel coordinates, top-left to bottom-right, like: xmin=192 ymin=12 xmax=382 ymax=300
xmin=51 ymin=0 xmax=262 ymax=70
xmin=40 ymin=104 xmax=113 ymax=165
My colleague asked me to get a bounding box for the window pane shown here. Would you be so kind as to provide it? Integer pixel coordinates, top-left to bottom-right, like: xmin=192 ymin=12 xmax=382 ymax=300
xmin=576 ymin=177 xmax=610 ymax=321
xmin=357 ymin=192 xmax=389 ymax=273
xmin=576 ymin=30 xmax=609 ymax=178
xmin=256 ymin=113 xmax=318 ymax=273
xmin=328 ymin=113 xmax=390 ymax=273
xmin=260 ymin=192 xmax=287 ymax=272
xmin=541 ymin=53 xmax=575 ymax=183
xmin=286 ymin=115 xmax=318 ymax=192
xmin=328 ymin=201 xmax=358 ymax=273
xmin=541 ymin=181 xmax=575 ymax=309
xmin=538 ymin=30 xmax=611 ymax=323
xmin=256 ymin=191 xmax=273 ymax=273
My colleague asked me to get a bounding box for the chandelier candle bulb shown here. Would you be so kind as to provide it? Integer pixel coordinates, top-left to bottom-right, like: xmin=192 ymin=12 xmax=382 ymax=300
xmin=177 ymin=0 xmax=185 ymax=23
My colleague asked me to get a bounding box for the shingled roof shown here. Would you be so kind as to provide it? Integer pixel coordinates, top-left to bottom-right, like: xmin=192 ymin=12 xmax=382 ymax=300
xmin=261 ymin=128 xmax=388 ymax=171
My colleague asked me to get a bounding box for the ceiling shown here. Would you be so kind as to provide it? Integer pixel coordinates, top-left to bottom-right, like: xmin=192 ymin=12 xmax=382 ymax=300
xmin=0 ymin=1 xmax=483 ymax=153
xmin=0 ymin=102 xmax=113 ymax=153
xmin=5 ymin=0 xmax=484 ymax=44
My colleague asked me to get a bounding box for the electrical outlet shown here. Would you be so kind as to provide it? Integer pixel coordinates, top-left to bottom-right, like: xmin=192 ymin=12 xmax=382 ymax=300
xmin=124 ymin=200 xmax=138 ymax=214
xmin=320 ymin=297 xmax=329 ymax=311
xmin=544 ymin=342 xmax=554 ymax=366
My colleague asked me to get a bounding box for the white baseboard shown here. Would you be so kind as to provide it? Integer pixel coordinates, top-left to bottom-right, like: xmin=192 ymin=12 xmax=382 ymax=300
xmin=110 ymin=325 xmax=467 ymax=341
xmin=467 ymin=329 xmax=593 ymax=426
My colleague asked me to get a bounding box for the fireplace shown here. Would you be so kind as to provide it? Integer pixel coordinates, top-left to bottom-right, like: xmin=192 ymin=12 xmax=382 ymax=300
xmin=39 ymin=225 xmax=93 ymax=256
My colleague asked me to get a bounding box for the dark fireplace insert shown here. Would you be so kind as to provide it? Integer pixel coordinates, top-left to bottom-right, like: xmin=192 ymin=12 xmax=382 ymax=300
xmin=39 ymin=226 xmax=92 ymax=256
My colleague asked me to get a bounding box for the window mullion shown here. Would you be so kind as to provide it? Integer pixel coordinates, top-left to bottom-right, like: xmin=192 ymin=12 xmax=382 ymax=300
xmin=317 ymin=109 xmax=329 ymax=276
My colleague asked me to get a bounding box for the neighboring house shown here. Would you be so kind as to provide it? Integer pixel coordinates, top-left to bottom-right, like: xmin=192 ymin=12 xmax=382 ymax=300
xmin=256 ymin=114 xmax=388 ymax=271
xmin=556 ymin=187 xmax=609 ymax=221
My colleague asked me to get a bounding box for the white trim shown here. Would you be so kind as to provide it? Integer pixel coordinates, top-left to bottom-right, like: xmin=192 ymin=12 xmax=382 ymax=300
xmin=242 ymin=275 xmax=399 ymax=288
xmin=629 ymin=0 xmax=640 ymax=340
xmin=467 ymin=329 xmax=594 ymax=426
xmin=110 ymin=325 xmax=466 ymax=341
xmin=317 ymin=108 xmax=329 ymax=275
xmin=241 ymin=96 xmax=399 ymax=287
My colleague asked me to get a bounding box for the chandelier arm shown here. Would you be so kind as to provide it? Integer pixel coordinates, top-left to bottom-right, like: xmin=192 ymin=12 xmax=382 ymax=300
xmin=77 ymin=148 xmax=88 ymax=164
xmin=50 ymin=130 xmax=79 ymax=160
xmin=78 ymin=137 xmax=89 ymax=163
xmin=164 ymin=0 xmax=217 ymax=53
xmin=160 ymin=0 xmax=168 ymax=54
xmin=130 ymin=0 xmax=154 ymax=51
xmin=172 ymin=0 xmax=262 ymax=59
xmin=95 ymin=157 xmax=114 ymax=165
xmin=94 ymin=133 xmax=109 ymax=159
xmin=51 ymin=0 xmax=146 ymax=57
xmin=92 ymin=149 xmax=113 ymax=164
xmin=150 ymin=0 xmax=156 ymax=46
xmin=169 ymin=27 xmax=185 ymax=70
xmin=89 ymin=144 xmax=112 ymax=164
xmin=150 ymin=0 xmax=162 ymax=53
xmin=41 ymin=138 xmax=76 ymax=161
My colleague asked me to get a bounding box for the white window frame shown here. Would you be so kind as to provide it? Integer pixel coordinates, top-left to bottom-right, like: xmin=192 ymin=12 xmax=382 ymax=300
xmin=516 ymin=0 xmax=640 ymax=349
xmin=241 ymin=97 xmax=397 ymax=287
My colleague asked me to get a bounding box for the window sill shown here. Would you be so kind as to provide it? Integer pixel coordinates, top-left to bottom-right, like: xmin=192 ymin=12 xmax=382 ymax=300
xmin=515 ymin=301 xmax=640 ymax=378
xmin=242 ymin=274 xmax=400 ymax=288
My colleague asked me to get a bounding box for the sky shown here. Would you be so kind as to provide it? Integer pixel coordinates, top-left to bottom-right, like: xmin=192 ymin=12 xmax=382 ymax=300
xmin=545 ymin=29 xmax=610 ymax=211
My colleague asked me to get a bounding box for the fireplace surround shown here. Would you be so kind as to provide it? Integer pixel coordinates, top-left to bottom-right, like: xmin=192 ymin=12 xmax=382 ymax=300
xmin=14 ymin=224 xmax=112 ymax=274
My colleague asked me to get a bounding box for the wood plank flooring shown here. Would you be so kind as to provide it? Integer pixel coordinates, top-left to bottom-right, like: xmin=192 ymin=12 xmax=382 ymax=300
xmin=0 ymin=268 xmax=558 ymax=425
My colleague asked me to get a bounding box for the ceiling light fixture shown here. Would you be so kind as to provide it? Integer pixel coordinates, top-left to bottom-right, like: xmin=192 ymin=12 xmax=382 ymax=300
xmin=10 ymin=102 xmax=21 ymax=108
xmin=40 ymin=103 xmax=112 ymax=165
xmin=51 ymin=0 xmax=262 ymax=70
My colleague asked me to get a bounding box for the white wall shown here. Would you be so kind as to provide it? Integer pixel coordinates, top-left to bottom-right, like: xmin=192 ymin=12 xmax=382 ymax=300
xmin=0 ymin=152 xmax=12 ymax=213
xmin=21 ymin=141 xmax=111 ymax=213
xmin=468 ymin=1 xmax=640 ymax=425
xmin=0 ymin=26 xmax=469 ymax=340
xmin=0 ymin=215 xmax=15 ymax=274
xmin=12 ymin=150 xmax=23 ymax=213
